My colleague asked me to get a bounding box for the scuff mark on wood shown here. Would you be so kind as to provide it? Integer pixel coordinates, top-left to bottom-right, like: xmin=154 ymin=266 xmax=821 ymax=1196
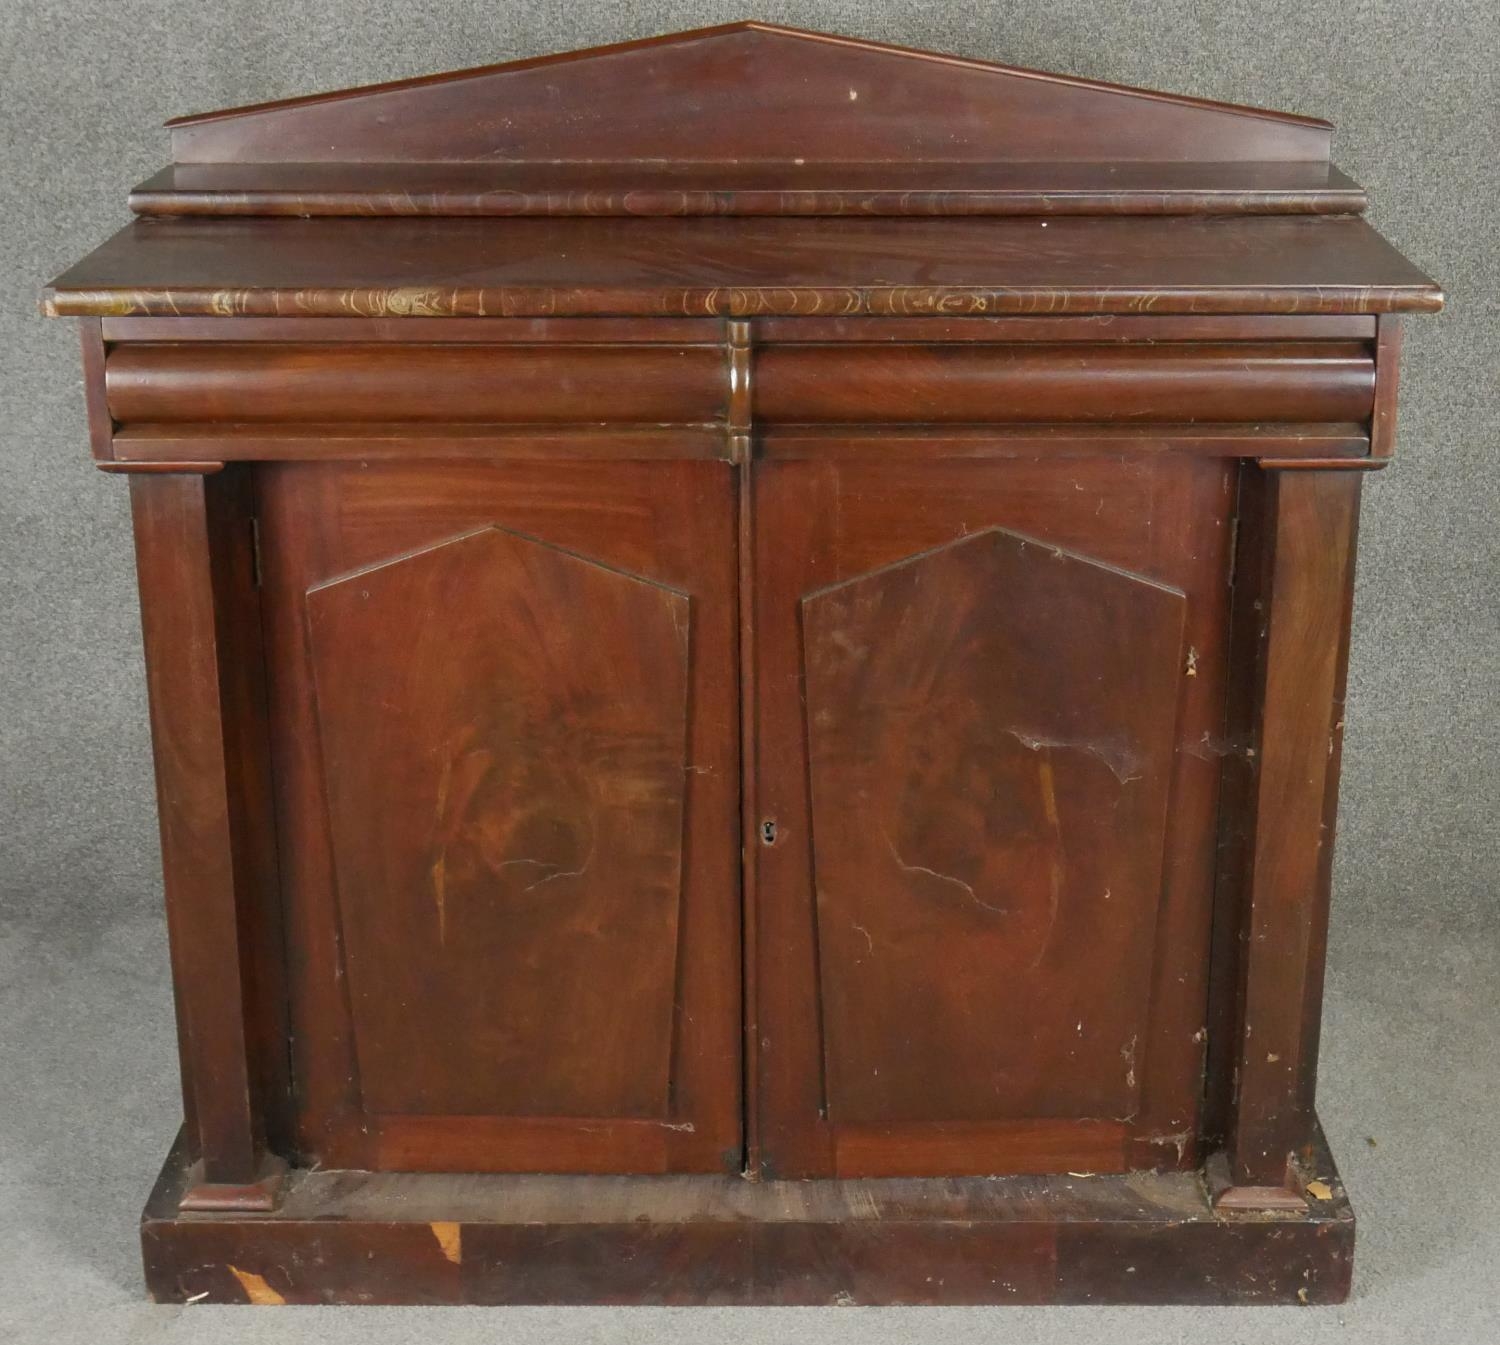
xmin=882 ymin=828 xmax=1007 ymax=914
xmin=1150 ymin=1128 xmax=1193 ymax=1162
xmin=1184 ymin=729 xmax=1254 ymax=762
xmin=1011 ymin=728 xmax=1142 ymax=784
xmin=228 ymin=1265 xmax=285 ymax=1305
xmin=431 ymin=1221 xmax=463 ymax=1265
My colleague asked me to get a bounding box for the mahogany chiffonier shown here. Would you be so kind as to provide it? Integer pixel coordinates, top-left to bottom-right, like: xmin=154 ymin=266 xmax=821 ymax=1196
xmin=43 ymin=22 xmax=1440 ymax=1307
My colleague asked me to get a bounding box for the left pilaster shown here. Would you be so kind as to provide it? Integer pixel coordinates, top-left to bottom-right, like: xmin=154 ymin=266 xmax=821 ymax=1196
xmin=126 ymin=463 xmax=288 ymax=1211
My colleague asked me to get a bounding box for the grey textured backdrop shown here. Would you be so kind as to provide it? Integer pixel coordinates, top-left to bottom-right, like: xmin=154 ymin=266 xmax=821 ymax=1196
xmin=1 ymin=2 xmax=1496 ymax=1342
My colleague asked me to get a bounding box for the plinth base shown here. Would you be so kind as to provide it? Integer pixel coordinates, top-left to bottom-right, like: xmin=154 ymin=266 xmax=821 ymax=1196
xmin=142 ymin=1126 xmax=1353 ymax=1306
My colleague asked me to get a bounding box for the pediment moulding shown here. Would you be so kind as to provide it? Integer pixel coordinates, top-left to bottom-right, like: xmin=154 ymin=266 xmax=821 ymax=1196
xmin=126 ymin=22 xmax=1359 ymax=219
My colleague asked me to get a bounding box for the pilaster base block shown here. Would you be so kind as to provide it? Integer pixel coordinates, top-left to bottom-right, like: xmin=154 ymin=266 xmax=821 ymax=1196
xmin=179 ymin=1153 xmax=289 ymax=1213
xmin=1206 ymin=1123 xmax=1348 ymax=1217
xmin=1205 ymin=1151 xmax=1308 ymax=1212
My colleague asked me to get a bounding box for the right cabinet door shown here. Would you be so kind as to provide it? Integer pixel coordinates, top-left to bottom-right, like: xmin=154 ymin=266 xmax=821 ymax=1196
xmin=751 ymin=453 xmax=1237 ymax=1178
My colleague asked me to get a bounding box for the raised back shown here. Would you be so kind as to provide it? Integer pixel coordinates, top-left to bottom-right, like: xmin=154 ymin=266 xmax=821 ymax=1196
xmin=167 ymin=21 xmax=1332 ymax=166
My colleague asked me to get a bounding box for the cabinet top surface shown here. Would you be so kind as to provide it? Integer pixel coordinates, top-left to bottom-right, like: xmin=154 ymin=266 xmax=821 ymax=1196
xmin=44 ymin=214 xmax=1440 ymax=319
xmin=43 ymin=22 xmax=1440 ymax=317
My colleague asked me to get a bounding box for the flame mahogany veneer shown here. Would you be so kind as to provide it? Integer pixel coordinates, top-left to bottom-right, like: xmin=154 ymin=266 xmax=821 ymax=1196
xmin=45 ymin=21 xmax=1440 ymax=1307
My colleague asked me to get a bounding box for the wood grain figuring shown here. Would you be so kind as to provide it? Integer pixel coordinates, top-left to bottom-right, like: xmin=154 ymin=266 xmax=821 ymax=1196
xmin=163 ymin=23 xmax=1333 ymax=166
xmin=753 ymin=314 xmax=1380 ymax=343
xmin=98 ymin=314 xmax=1377 ymax=344
xmin=100 ymin=316 xmax=726 ymax=344
xmin=106 ymin=344 xmax=723 ymax=424
xmin=43 ymin=214 xmax=1442 ymax=319
xmin=755 ymin=342 xmax=1374 ymax=424
xmin=802 ymin=529 xmax=1185 ymax=1132
xmin=305 ymin=526 xmax=690 ymax=1123
xmin=256 ymin=460 xmax=740 ymax=1175
xmin=126 ymin=161 xmax=1369 ymax=219
xmin=754 ymin=456 xmax=1237 ymax=1178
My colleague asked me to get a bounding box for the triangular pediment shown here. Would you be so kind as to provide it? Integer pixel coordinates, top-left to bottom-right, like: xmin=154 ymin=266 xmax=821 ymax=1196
xmin=167 ymin=22 xmax=1331 ymax=166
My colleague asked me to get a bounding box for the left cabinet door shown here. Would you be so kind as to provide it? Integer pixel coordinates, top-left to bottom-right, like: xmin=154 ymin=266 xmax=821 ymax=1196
xmin=255 ymin=458 xmax=742 ymax=1175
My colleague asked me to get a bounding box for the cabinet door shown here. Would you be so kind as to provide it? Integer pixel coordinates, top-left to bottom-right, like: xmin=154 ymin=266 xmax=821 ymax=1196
xmin=257 ymin=459 xmax=740 ymax=1175
xmin=751 ymin=455 xmax=1235 ymax=1178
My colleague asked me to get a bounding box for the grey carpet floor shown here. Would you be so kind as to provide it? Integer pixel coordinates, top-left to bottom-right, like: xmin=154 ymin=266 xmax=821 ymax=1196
xmin=2 ymin=908 xmax=1496 ymax=1344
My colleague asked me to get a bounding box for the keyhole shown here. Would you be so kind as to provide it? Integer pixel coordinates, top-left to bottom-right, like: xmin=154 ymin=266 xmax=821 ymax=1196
xmin=760 ymin=819 xmax=778 ymax=846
